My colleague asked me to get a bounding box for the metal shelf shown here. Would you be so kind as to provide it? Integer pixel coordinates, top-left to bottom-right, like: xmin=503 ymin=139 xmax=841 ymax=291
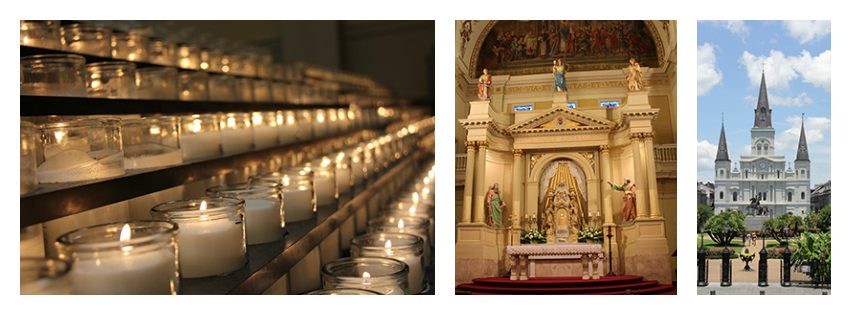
xmin=20 ymin=129 xmax=378 ymax=227
xmin=19 ymin=95 xmax=344 ymax=116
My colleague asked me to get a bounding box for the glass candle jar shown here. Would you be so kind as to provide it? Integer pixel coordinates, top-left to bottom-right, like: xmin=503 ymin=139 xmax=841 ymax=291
xmin=220 ymin=113 xmax=254 ymax=154
xmin=121 ymin=117 xmax=183 ymax=170
xmin=60 ymin=23 xmax=111 ymax=57
xmin=20 ymin=20 xmax=60 ymax=50
xmin=251 ymin=111 xmax=279 ymax=149
xmin=234 ymin=77 xmax=254 ymax=102
xmin=220 ymin=51 xmax=238 ymax=74
xmin=327 ymin=108 xmax=340 ymax=135
xmin=313 ymin=109 xmax=329 ymax=138
xmin=307 ymin=157 xmax=337 ymax=206
xmin=252 ymin=79 xmax=272 ymax=103
xmin=148 ymin=37 xmax=177 ymax=66
xmin=351 ymin=233 xmax=425 ymax=294
xmin=337 ymin=108 xmax=351 ymax=132
xmin=276 ymin=110 xmax=298 ymax=145
xmin=250 ymin=168 xmax=316 ymax=222
xmin=135 ymin=67 xmax=178 ymax=100
xmin=334 ymin=152 xmax=353 ymax=195
xmin=20 ymin=54 xmax=87 ymax=97
xmin=86 ymin=61 xmax=138 ymax=99
xmin=306 ymin=288 xmax=381 ymax=295
xmin=36 ymin=118 xmax=125 ymax=183
xmin=321 ymin=257 xmax=408 ymax=295
xmin=176 ymin=43 xmax=200 ymax=70
xmin=348 ymin=147 xmax=366 ymax=185
xmin=151 ymin=198 xmax=246 ymax=278
xmin=20 ymin=257 xmax=71 ymax=295
xmin=286 ymin=83 xmax=302 ymax=104
xmin=368 ymin=216 xmax=431 ymax=266
xmin=209 ymin=74 xmax=236 ymax=101
xmin=111 ymin=30 xmax=148 ymax=62
xmin=179 ymin=114 xmax=221 ymax=160
xmin=206 ymin=184 xmax=283 ymax=245
xmin=21 ymin=121 xmax=37 ymax=194
xmin=178 ymin=71 xmax=210 ymax=101
xmin=297 ymin=110 xmax=314 ymax=141
xmin=56 ymin=221 xmax=179 ymax=294
xmin=271 ymin=81 xmax=287 ymax=103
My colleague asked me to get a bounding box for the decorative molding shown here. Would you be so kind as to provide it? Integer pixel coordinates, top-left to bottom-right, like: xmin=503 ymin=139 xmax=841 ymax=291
xmin=529 ymin=154 xmax=542 ymax=176
xmin=508 ymin=107 xmax=615 ymax=131
xmin=501 ymin=79 xmax=669 ymax=95
xmin=581 ymin=151 xmax=597 ymax=173
xmin=599 ymin=145 xmax=610 ymax=152
xmin=512 ymin=149 xmax=523 ymax=156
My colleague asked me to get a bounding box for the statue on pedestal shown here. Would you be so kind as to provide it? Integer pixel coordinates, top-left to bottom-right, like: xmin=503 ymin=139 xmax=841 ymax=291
xmin=609 ymin=178 xmax=637 ymax=222
xmin=477 ymin=68 xmax=492 ymax=100
xmin=626 ymin=58 xmax=644 ymax=91
xmin=484 ymin=183 xmax=506 ymax=227
xmin=552 ymin=59 xmax=568 ymax=92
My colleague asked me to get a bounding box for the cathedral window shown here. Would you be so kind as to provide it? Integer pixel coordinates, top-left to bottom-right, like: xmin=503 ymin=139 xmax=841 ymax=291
xmin=744 ymin=170 xmax=748 ymax=178
xmin=732 ymin=191 xmax=737 ymax=202
xmin=777 ymin=170 xmax=780 ymax=178
xmin=719 ymin=191 xmax=724 ymax=200
xmin=787 ymin=191 xmax=792 ymax=202
xmin=801 ymin=192 xmax=806 ymax=200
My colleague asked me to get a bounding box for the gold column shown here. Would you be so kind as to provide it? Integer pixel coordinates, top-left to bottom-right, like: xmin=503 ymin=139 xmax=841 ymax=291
xmin=631 ymin=133 xmax=649 ymax=218
xmin=600 ymin=145 xmax=614 ymax=225
xmin=473 ymin=142 xmax=488 ymax=223
xmin=512 ymin=149 xmax=524 ymax=229
xmin=643 ymin=133 xmax=662 ymax=218
xmin=461 ymin=142 xmax=477 ymax=223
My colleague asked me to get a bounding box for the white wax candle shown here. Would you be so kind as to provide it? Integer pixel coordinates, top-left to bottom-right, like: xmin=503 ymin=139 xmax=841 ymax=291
xmin=243 ymin=199 xmax=283 ymax=245
xmin=221 ymin=128 xmax=254 ymax=154
xmin=44 ymin=136 xmax=90 ymax=160
xmin=351 ymin=161 xmax=365 ymax=184
xmin=314 ymin=173 xmax=336 ymax=206
xmin=336 ymin=167 xmax=351 ymax=194
xmin=358 ymin=272 xmax=405 ymax=295
xmin=70 ymin=247 xmax=177 ymax=294
xmin=278 ymin=124 xmax=298 ymax=145
xmin=394 ymin=254 xmax=423 ymax=294
xmin=253 ymin=125 xmax=278 ymax=149
xmin=177 ymin=218 xmax=246 ymax=278
xmin=283 ymin=187 xmax=314 ymax=222
xmin=124 ymin=147 xmax=183 ymax=170
xmin=37 ymin=150 xmax=123 ymax=183
xmin=181 ymin=132 xmax=221 ymax=160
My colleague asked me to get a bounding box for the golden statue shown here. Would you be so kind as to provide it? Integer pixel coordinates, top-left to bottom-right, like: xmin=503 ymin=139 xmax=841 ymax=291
xmin=541 ymin=163 xmax=587 ymax=243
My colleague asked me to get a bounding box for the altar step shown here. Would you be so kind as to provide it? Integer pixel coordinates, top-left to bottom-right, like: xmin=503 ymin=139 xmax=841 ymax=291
xmin=456 ymin=276 xmax=676 ymax=295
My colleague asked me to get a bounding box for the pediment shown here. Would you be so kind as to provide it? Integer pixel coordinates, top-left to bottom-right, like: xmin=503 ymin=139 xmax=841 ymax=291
xmin=507 ymin=107 xmax=615 ymax=135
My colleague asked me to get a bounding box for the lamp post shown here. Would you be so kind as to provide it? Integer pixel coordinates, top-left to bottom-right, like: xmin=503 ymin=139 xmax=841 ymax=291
xmin=698 ymin=229 xmax=707 ymax=286
xmin=606 ymin=226 xmax=615 ymax=276
xmin=758 ymin=231 xmax=768 ymax=287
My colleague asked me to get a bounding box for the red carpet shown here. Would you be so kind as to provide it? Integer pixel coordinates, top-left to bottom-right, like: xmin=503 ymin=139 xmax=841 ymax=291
xmin=456 ymin=276 xmax=676 ymax=295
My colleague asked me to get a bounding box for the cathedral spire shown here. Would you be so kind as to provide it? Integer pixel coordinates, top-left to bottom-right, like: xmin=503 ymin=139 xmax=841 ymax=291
xmin=716 ymin=118 xmax=730 ymax=161
xmin=796 ymin=113 xmax=809 ymax=161
xmin=753 ymin=71 xmax=773 ymax=128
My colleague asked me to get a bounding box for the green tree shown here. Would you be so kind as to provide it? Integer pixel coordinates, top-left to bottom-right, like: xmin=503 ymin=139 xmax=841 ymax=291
xmin=704 ymin=209 xmax=745 ymax=246
xmin=791 ymin=231 xmax=831 ymax=286
xmin=763 ymin=212 xmax=804 ymax=244
xmin=697 ymin=204 xmax=714 ymax=232
xmin=804 ymin=205 xmax=831 ymax=232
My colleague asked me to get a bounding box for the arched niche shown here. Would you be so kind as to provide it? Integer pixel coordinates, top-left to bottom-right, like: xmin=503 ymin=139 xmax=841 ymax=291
xmin=524 ymin=152 xmax=601 ymax=226
xmin=469 ymin=20 xmax=665 ymax=78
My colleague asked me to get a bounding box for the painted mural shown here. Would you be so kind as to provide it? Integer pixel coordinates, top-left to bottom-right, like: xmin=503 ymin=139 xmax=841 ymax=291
xmin=475 ymin=20 xmax=659 ymax=75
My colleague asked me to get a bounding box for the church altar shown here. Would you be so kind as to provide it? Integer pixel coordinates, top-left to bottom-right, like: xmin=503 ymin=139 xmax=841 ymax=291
xmin=506 ymin=244 xmax=604 ymax=281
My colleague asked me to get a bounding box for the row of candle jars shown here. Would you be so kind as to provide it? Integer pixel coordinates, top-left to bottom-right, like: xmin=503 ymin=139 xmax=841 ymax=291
xmin=19 ymin=110 xmax=374 ymax=192
xmin=315 ymin=160 xmax=435 ymax=295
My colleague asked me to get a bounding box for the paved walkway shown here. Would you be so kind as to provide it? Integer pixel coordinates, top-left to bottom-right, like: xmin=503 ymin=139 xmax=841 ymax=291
xmin=698 ymin=283 xmax=830 ymax=295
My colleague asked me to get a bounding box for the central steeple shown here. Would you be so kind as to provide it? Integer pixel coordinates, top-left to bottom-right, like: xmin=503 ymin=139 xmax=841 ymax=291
xmin=753 ymin=71 xmax=773 ymax=128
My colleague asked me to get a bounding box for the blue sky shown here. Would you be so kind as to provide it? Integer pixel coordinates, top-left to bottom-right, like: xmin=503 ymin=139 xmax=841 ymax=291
xmin=696 ymin=21 xmax=831 ymax=187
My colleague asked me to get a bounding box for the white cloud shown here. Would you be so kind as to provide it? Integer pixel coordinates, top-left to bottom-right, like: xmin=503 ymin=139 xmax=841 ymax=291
xmin=783 ymin=21 xmax=831 ymax=44
xmin=740 ymin=50 xmax=831 ymax=92
xmin=775 ymin=116 xmax=830 ymax=151
xmin=741 ymin=144 xmax=751 ymax=156
xmin=696 ymin=140 xmax=718 ymax=170
xmin=697 ymin=43 xmax=722 ymax=96
xmin=744 ymin=92 xmax=813 ymax=107
xmin=710 ymin=21 xmax=749 ymax=40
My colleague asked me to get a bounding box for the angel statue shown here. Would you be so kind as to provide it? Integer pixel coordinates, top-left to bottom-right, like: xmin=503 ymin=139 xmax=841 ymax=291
xmin=626 ymin=58 xmax=644 ymax=91
xmin=477 ymin=68 xmax=492 ymax=100
xmin=553 ymin=59 xmax=568 ymax=92
xmin=484 ymin=183 xmax=507 ymax=228
xmin=608 ymin=178 xmax=637 ymax=222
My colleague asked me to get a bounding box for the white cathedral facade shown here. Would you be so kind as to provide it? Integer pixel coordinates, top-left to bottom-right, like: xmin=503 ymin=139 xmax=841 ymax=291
xmin=714 ymin=72 xmax=811 ymax=217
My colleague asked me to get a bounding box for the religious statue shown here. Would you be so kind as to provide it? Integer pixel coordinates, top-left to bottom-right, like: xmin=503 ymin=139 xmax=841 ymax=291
xmin=608 ymin=178 xmax=636 ymax=222
xmin=477 ymin=68 xmax=492 ymax=100
xmin=484 ymin=183 xmax=507 ymax=227
xmin=543 ymin=181 xmax=586 ymax=243
xmin=626 ymin=57 xmax=644 ymax=91
xmin=552 ymin=59 xmax=567 ymax=92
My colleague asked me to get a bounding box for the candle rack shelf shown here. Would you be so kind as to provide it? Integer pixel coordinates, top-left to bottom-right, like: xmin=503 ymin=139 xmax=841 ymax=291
xmin=20 ymin=129 xmax=380 ymax=228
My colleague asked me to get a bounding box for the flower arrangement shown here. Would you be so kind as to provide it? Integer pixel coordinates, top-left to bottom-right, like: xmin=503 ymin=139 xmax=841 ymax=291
xmin=578 ymin=225 xmax=603 ymax=243
xmin=521 ymin=229 xmax=547 ymax=244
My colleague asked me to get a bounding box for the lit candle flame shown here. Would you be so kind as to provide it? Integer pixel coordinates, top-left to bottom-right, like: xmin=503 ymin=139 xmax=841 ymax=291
xmin=286 ymin=114 xmax=296 ymax=125
xmin=54 ymin=130 xmax=66 ymax=144
xmin=397 ymin=219 xmax=405 ymax=229
xmin=191 ymin=119 xmax=202 ymax=133
xmin=199 ymin=200 xmax=209 ymax=221
xmin=385 ymin=239 xmax=393 ymax=255
xmin=226 ymin=116 xmax=236 ymax=128
xmin=412 ymin=192 xmax=419 ymax=204
xmin=321 ymin=157 xmax=331 ymax=168
xmin=119 ymin=224 xmax=133 ymax=253
xmin=282 ymin=175 xmax=290 ymax=187
xmin=252 ymin=112 xmax=264 ymax=126
xmin=422 ymin=188 xmax=430 ymax=197
xmin=362 ymin=271 xmax=371 ymax=286
xmin=423 ymin=177 xmax=431 ymax=185
xmin=336 ymin=152 xmax=345 ymax=162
